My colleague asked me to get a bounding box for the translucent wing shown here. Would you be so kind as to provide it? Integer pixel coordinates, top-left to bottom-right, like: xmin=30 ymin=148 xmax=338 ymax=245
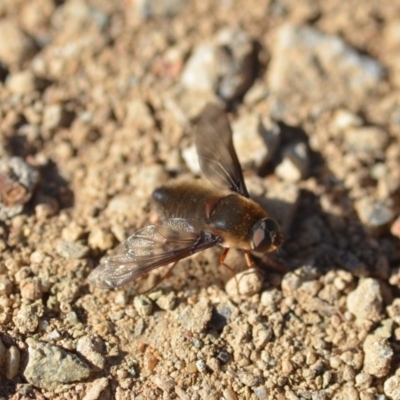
xmin=195 ymin=103 xmax=250 ymax=198
xmin=88 ymin=218 xmax=220 ymax=289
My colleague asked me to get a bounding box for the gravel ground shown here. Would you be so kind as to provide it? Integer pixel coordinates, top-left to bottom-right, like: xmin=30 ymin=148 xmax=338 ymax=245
xmin=1 ymin=0 xmax=400 ymax=399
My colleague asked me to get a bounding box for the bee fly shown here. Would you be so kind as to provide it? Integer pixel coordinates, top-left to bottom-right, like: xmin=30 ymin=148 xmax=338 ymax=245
xmin=88 ymin=103 xmax=284 ymax=289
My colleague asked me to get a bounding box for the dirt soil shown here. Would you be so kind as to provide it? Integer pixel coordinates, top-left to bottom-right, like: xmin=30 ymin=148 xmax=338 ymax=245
xmin=1 ymin=0 xmax=400 ymax=399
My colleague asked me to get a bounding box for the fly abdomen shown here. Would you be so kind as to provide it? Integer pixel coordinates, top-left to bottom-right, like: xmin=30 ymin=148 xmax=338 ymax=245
xmin=152 ymin=180 xmax=223 ymax=230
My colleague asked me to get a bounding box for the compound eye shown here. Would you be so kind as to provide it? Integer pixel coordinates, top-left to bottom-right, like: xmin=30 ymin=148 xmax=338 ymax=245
xmin=251 ymin=218 xmax=282 ymax=252
xmin=252 ymin=226 xmax=272 ymax=252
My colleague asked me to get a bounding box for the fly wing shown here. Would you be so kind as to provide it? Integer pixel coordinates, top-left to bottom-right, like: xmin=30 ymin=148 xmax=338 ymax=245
xmin=88 ymin=218 xmax=220 ymax=289
xmin=194 ymin=103 xmax=250 ymax=198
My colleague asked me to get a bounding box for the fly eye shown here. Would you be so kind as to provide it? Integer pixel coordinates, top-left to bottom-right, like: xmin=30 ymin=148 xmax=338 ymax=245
xmin=251 ymin=218 xmax=283 ymax=252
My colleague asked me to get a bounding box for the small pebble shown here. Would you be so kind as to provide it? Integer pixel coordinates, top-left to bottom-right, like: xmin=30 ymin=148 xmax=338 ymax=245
xmin=52 ymin=0 xmax=109 ymax=31
xmin=322 ymin=371 xmax=332 ymax=388
xmin=281 ymin=266 xmax=319 ymax=295
xmin=253 ymin=386 xmax=268 ymax=400
xmin=42 ymin=104 xmax=63 ymax=131
xmin=46 ymin=329 xmax=61 ymax=341
xmin=342 ymin=365 xmax=356 ymax=382
xmin=330 ymin=386 xmax=359 ymax=400
xmin=24 ymin=338 xmax=91 ymax=390
xmin=370 ymin=162 xmax=388 ymax=180
xmin=134 ymin=295 xmax=153 ymax=317
xmin=156 ymin=291 xmax=177 ymax=311
xmin=195 ymin=359 xmax=207 ymax=373
xmin=181 ymin=144 xmax=201 ymax=175
xmin=116 ymin=370 xmax=128 ymax=380
xmin=343 ymin=126 xmax=389 ymax=154
xmin=207 ymin=357 xmax=220 ymax=372
xmin=143 ymin=347 xmax=159 ymax=373
xmin=13 ymin=302 xmax=43 ymax=333
xmin=38 ymin=319 xmax=49 ymax=331
xmin=276 ymin=142 xmax=309 ymax=183
xmin=147 ymin=290 xmax=164 ymax=302
xmin=107 ymin=194 xmax=139 ymax=218
xmin=88 ymin=226 xmax=114 ymax=251
xmin=181 ymin=27 xmax=255 ymax=101
xmin=281 ymin=360 xmax=294 ymax=374
xmin=30 ymin=250 xmax=46 ymax=264
xmin=346 ymin=278 xmax=383 ymax=322
xmin=134 ymin=318 xmax=146 ymax=337
xmin=355 ymin=372 xmax=372 ymax=388
xmin=252 ymin=323 xmax=272 ymax=350
xmin=216 ymin=351 xmax=230 ymax=364
xmin=374 ymin=319 xmax=393 ymax=339
xmin=133 ymin=0 xmax=187 ymax=20
xmin=225 ymin=268 xmax=264 ymax=297
xmin=0 ymin=277 xmax=12 ymax=296
xmin=215 ymin=27 xmax=256 ymax=101
xmin=267 ymin=24 xmax=384 ymax=121
xmin=178 ymin=300 xmax=213 ymax=333
xmin=306 ymin=350 xmax=318 ymax=365
xmin=77 ymin=335 xmax=105 ymax=370
xmin=237 ymin=371 xmax=260 ymax=387
xmin=180 ymin=43 xmax=222 ymax=92
xmin=165 ymin=85 xmax=220 ymax=124
xmin=65 ymin=311 xmax=79 ymax=325
xmin=20 ymin=277 xmax=43 ymax=301
xmin=175 ymin=386 xmax=192 ymax=400
xmin=34 ymin=196 xmax=59 ymax=219
xmin=363 ymin=335 xmax=393 ymax=378
xmin=223 ymin=388 xmax=238 ymax=400
xmin=355 ymin=197 xmax=396 ymax=229
xmin=331 ymin=109 xmax=363 ymax=131
xmin=125 ymin=99 xmax=155 ymax=130
xmin=152 ymin=374 xmax=175 ymax=392
xmin=285 ymin=389 xmax=300 ymax=400
xmin=232 ymin=113 xmax=281 ymax=168
xmin=387 ymin=298 xmax=400 ymax=325
xmin=0 ymin=20 xmax=36 ymax=67
xmin=211 ymin=301 xmax=239 ymax=330
xmin=114 ymin=291 xmax=128 ymax=306
xmin=82 ymin=377 xmax=109 ymax=400
xmin=133 ymin=164 xmax=169 ymax=199
xmin=0 ymin=157 xmax=39 ymax=213
xmin=384 ymin=373 xmax=400 ymax=399
xmin=6 ymin=70 xmax=36 ymax=94
xmin=56 ymin=241 xmax=89 ymax=259
xmin=333 ymin=271 xmax=354 ymax=291
xmin=6 ymin=346 xmax=20 ymax=379
xmin=61 ymin=222 xmax=84 ymax=242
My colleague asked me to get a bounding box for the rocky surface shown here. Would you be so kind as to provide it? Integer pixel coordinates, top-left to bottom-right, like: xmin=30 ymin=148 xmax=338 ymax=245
xmin=0 ymin=0 xmax=400 ymax=399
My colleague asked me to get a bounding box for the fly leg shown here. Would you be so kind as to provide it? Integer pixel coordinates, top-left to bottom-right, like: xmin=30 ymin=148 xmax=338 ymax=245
xmin=219 ymin=248 xmax=240 ymax=292
xmin=245 ymin=250 xmax=263 ymax=276
xmin=220 ymin=248 xmax=235 ymax=273
xmin=244 ymin=250 xmax=255 ymax=268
